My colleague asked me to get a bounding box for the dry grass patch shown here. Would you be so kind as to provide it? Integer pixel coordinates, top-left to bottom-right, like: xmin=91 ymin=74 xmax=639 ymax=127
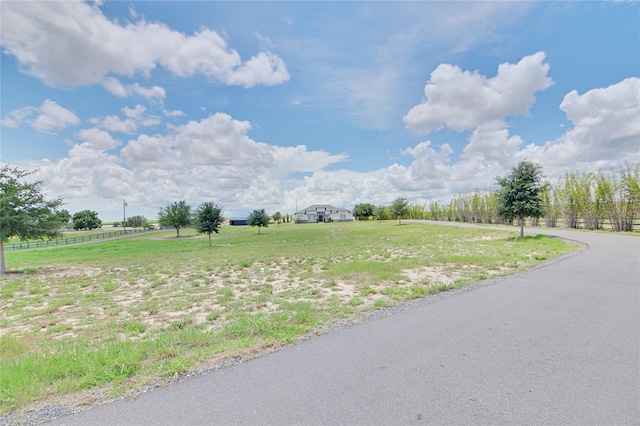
xmin=0 ymin=223 xmax=578 ymax=414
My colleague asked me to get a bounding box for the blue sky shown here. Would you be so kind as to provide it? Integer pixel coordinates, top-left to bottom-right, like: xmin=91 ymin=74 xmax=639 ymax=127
xmin=1 ymin=1 xmax=638 ymax=221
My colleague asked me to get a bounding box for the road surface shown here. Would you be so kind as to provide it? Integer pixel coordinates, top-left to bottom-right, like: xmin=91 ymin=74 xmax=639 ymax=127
xmin=48 ymin=223 xmax=640 ymax=425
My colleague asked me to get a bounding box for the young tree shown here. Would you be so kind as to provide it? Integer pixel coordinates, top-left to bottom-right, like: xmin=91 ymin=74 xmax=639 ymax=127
xmin=390 ymin=197 xmax=409 ymax=225
xmin=72 ymin=210 xmax=102 ymax=230
xmin=158 ymin=200 xmax=192 ymax=237
xmin=496 ymin=161 xmax=546 ymax=238
xmin=0 ymin=165 xmax=64 ymax=275
xmin=195 ymin=202 xmax=224 ymax=247
xmin=272 ymin=211 xmax=282 ymax=226
xmin=353 ymin=203 xmax=375 ymax=221
xmin=248 ymin=208 xmax=269 ymax=234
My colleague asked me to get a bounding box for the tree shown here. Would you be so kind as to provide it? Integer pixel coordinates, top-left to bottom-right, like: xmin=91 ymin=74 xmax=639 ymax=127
xmin=126 ymin=215 xmax=148 ymax=229
xmin=158 ymin=200 xmax=192 ymax=237
xmin=72 ymin=210 xmax=102 ymax=230
xmin=0 ymin=165 xmax=63 ymax=275
xmin=248 ymin=208 xmax=269 ymax=234
xmin=496 ymin=161 xmax=546 ymax=238
xmin=354 ymin=203 xmax=375 ymax=221
xmin=390 ymin=197 xmax=409 ymax=225
xmin=272 ymin=211 xmax=282 ymax=226
xmin=55 ymin=209 xmax=71 ymax=228
xmin=374 ymin=205 xmax=388 ymax=221
xmin=195 ymin=202 xmax=224 ymax=247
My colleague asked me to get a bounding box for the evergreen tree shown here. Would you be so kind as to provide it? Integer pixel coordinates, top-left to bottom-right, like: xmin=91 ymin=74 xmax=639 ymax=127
xmin=195 ymin=202 xmax=224 ymax=247
xmin=72 ymin=210 xmax=102 ymax=230
xmin=496 ymin=161 xmax=546 ymax=238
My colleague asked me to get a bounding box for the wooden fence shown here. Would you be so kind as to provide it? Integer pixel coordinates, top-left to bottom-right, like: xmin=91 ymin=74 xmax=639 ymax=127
xmin=5 ymin=228 xmax=155 ymax=251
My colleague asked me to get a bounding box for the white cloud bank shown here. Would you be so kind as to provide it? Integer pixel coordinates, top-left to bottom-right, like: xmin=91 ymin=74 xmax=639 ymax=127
xmin=19 ymin=54 xmax=639 ymax=221
xmin=520 ymin=77 xmax=640 ymax=174
xmin=0 ymin=0 xmax=289 ymax=89
xmin=31 ymin=112 xmax=348 ymax=218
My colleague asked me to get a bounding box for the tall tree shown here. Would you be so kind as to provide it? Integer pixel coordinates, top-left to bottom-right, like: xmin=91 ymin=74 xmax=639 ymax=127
xmin=158 ymin=200 xmax=192 ymax=237
xmin=248 ymin=208 xmax=269 ymax=234
xmin=0 ymin=165 xmax=64 ymax=275
xmin=195 ymin=202 xmax=224 ymax=247
xmin=496 ymin=161 xmax=546 ymax=238
xmin=390 ymin=197 xmax=409 ymax=225
xmin=72 ymin=210 xmax=102 ymax=230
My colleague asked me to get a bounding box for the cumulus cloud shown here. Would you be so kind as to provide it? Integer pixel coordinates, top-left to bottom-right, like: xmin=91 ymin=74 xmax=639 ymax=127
xmin=1 ymin=99 xmax=80 ymax=133
xmin=21 ymin=71 xmax=637 ymax=222
xmin=75 ymin=127 xmax=121 ymax=151
xmin=404 ymin=52 xmax=552 ymax=133
xmin=32 ymin=112 xmax=347 ymax=218
xmin=0 ymin=1 xmax=289 ymax=88
xmin=90 ymin=104 xmax=160 ymax=134
xmin=519 ymin=77 xmax=640 ymax=173
xmin=102 ymin=77 xmax=166 ymax=100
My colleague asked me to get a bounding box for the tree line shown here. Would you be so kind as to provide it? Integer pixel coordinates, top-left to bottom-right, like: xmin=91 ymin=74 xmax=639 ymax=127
xmin=355 ymin=162 xmax=640 ymax=233
xmin=2 ymin=162 xmax=637 ymax=275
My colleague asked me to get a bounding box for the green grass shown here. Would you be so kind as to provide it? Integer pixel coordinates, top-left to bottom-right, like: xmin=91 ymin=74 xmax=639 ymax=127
xmin=0 ymin=221 xmax=578 ymax=413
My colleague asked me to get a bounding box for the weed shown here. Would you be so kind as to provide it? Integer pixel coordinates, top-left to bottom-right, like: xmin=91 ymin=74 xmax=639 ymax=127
xmin=373 ymin=299 xmax=393 ymax=308
xmin=206 ymin=310 xmax=222 ymax=322
xmin=122 ymin=321 xmax=147 ymax=334
xmin=102 ymin=282 xmax=118 ymax=292
xmin=349 ymin=298 xmax=364 ymax=306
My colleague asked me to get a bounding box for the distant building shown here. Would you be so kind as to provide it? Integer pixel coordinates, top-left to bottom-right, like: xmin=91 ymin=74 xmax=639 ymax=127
xmin=229 ymin=218 xmax=248 ymax=226
xmin=294 ymin=204 xmax=354 ymax=223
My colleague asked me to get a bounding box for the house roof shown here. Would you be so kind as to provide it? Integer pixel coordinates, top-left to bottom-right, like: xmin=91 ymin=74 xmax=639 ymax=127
xmin=295 ymin=204 xmax=351 ymax=214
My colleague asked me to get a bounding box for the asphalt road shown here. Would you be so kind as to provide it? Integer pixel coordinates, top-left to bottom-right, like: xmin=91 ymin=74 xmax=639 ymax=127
xmin=48 ymin=223 xmax=640 ymax=425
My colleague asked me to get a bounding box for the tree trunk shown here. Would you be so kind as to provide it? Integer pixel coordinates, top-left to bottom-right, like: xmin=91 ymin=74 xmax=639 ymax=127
xmin=520 ymin=214 xmax=525 ymax=238
xmin=208 ymin=233 xmax=212 ymax=248
xmin=0 ymin=240 xmax=5 ymax=275
xmin=176 ymin=227 xmax=180 ymax=238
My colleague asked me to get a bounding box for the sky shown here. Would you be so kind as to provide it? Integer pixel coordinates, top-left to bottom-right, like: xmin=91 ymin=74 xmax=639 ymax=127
xmin=1 ymin=1 xmax=639 ymax=222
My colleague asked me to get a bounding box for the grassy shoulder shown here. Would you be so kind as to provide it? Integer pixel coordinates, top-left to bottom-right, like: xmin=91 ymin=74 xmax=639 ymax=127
xmin=0 ymin=221 xmax=578 ymax=413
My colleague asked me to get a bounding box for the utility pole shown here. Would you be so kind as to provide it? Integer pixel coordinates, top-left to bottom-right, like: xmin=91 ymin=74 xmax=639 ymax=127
xmin=123 ymin=199 xmax=127 ymax=234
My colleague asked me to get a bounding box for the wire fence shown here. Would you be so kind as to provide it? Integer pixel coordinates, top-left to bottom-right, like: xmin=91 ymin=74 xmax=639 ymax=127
xmin=5 ymin=228 xmax=156 ymax=251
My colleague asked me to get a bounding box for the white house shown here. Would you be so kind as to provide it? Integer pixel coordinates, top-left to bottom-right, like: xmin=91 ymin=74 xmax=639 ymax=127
xmin=294 ymin=204 xmax=354 ymax=223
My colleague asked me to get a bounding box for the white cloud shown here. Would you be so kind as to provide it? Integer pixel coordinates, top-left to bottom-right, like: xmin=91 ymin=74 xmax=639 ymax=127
xmin=163 ymin=109 xmax=186 ymax=118
xmin=1 ymin=99 xmax=80 ymax=134
xmin=20 ymin=65 xmax=637 ymax=222
xmin=75 ymin=127 xmax=120 ymax=151
xmin=102 ymin=77 xmax=166 ymax=100
xmin=519 ymin=77 xmax=640 ymax=173
xmin=404 ymin=52 xmax=552 ymax=133
xmin=461 ymin=120 xmax=523 ymax=167
xmin=0 ymin=1 xmax=289 ymax=88
xmin=30 ymin=112 xmax=347 ymax=218
xmin=90 ymin=104 xmax=160 ymax=134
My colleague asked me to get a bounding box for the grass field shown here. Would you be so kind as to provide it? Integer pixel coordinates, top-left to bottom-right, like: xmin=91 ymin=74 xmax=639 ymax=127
xmin=0 ymin=221 xmax=578 ymax=414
